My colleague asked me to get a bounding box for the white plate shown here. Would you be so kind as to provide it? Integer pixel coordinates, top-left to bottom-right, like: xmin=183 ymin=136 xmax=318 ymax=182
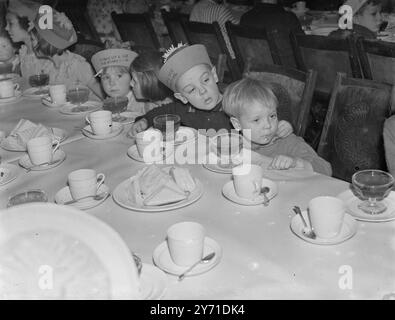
xmin=290 ymin=211 xmax=357 ymax=245
xmin=222 ymin=178 xmax=278 ymax=206
xmin=41 ymin=97 xmax=70 ymax=108
xmin=19 ymin=149 xmax=66 ymax=171
xmin=112 ymin=171 xmax=204 ymax=213
xmin=140 ymin=263 xmax=167 ymax=300
xmin=127 ymin=144 xmax=173 ymax=163
xmin=59 ymin=101 xmax=102 ymax=115
xmin=0 ymin=164 xmax=20 ymax=186
xmin=82 ymin=122 xmax=123 ymax=140
xmin=0 ymin=127 xmax=68 ymax=152
xmin=153 ymin=237 xmax=222 ymax=277
xmin=23 ymin=86 xmax=49 ymax=99
xmin=337 ymin=189 xmax=395 ymax=222
xmin=0 ymin=90 xmax=22 ymax=104
xmin=54 ymin=184 xmax=110 ymax=210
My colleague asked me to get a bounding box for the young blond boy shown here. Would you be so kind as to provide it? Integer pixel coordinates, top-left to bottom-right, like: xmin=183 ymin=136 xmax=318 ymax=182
xmin=129 ymin=43 xmax=292 ymax=137
xmin=223 ymin=78 xmax=332 ymax=175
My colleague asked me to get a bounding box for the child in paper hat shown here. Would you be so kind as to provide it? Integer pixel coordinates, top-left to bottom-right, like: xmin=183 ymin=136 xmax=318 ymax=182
xmin=129 ymin=43 xmax=293 ymax=138
xmin=330 ymin=0 xmax=383 ymax=39
xmin=91 ymin=48 xmax=147 ymax=114
xmin=24 ymin=6 xmax=101 ymax=96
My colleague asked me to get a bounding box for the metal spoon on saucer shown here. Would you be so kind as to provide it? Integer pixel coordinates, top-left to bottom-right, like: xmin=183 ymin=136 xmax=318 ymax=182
xmin=178 ymin=252 xmax=215 ymax=281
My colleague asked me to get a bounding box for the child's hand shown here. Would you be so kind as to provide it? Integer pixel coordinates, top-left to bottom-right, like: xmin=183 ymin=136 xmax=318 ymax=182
xmin=269 ymin=155 xmax=297 ymax=170
xmin=277 ymin=120 xmax=293 ymax=138
xmin=128 ymin=119 xmax=148 ymax=138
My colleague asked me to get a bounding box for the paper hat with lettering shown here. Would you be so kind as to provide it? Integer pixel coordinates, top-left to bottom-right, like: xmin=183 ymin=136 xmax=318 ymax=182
xmin=343 ymin=0 xmax=368 ymax=15
xmin=158 ymin=43 xmax=212 ymax=92
xmin=7 ymin=0 xmax=41 ymax=21
xmin=91 ymin=49 xmax=138 ymax=74
xmin=33 ymin=7 xmax=77 ymax=50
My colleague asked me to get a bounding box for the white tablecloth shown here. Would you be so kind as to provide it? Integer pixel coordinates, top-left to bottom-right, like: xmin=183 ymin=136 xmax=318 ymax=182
xmin=1 ymin=98 xmax=395 ymax=300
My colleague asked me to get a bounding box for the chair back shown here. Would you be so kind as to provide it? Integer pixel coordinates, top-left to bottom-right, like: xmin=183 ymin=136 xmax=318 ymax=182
xmin=318 ymin=73 xmax=393 ymax=182
xmin=291 ymin=34 xmax=361 ymax=97
xmin=161 ymin=10 xmax=189 ymax=46
xmin=226 ymin=22 xmax=280 ymax=78
xmin=181 ymin=20 xmax=238 ymax=82
xmin=244 ymin=64 xmax=317 ymax=138
xmin=71 ymin=39 xmax=105 ymax=62
xmin=111 ymin=12 xmax=160 ymax=50
xmin=357 ymin=38 xmax=395 ymax=86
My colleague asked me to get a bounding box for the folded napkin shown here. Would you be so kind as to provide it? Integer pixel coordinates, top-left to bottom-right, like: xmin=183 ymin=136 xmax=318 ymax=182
xmin=7 ymin=119 xmax=53 ymax=149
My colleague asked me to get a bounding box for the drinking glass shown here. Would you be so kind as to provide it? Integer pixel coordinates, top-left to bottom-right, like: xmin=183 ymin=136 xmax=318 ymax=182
xmin=352 ymin=169 xmax=394 ymax=215
xmin=29 ymin=73 xmax=49 ymax=95
xmin=67 ymin=85 xmax=90 ymax=110
xmin=153 ymin=114 xmax=181 ymax=141
xmin=103 ymin=96 xmax=129 ymax=122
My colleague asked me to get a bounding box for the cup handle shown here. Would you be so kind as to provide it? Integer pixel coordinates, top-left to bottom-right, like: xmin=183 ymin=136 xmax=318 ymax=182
xmin=253 ymin=181 xmax=261 ymax=195
xmin=14 ymin=83 xmax=20 ymax=91
xmin=96 ymin=173 xmax=105 ymax=191
xmin=52 ymin=139 xmax=60 ymax=154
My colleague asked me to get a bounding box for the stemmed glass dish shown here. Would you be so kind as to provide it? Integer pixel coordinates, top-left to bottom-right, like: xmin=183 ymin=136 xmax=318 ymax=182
xmin=7 ymin=189 xmax=48 ymax=208
xmin=352 ymin=169 xmax=394 ymax=215
xmin=29 ymin=73 xmax=49 ymax=95
xmin=103 ymin=96 xmax=129 ymax=122
xmin=67 ymin=85 xmax=90 ymax=111
xmin=153 ymin=114 xmax=181 ymax=141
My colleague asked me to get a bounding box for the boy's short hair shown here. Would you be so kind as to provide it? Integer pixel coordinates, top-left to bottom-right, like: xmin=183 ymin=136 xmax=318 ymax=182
xmin=130 ymin=50 xmax=172 ymax=102
xmin=223 ymin=78 xmax=278 ymax=118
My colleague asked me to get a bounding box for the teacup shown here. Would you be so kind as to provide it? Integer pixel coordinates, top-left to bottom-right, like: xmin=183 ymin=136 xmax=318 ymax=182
xmin=0 ymin=79 xmax=19 ymax=98
xmin=49 ymin=84 xmax=67 ymax=105
xmin=308 ymin=196 xmax=345 ymax=239
xmin=135 ymin=128 xmax=163 ymax=161
xmin=87 ymin=110 xmax=113 ymax=135
xmin=68 ymin=169 xmax=105 ymax=201
xmin=167 ymin=221 xmax=205 ymax=266
xmin=232 ymin=164 xmax=263 ymax=199
xmin=26 ymin=136 xmax=60 ymax=166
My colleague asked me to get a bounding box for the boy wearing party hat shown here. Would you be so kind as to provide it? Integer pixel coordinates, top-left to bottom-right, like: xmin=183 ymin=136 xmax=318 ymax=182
xmin=130 ymin=43 xmax=292 ymax=136
xmin=91 ymin=48 xmax=145 ymax=114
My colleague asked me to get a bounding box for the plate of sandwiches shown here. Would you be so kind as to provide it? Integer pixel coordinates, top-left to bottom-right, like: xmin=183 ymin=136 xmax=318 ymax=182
xmin=112 ymin=165 xmax=204 ymax=212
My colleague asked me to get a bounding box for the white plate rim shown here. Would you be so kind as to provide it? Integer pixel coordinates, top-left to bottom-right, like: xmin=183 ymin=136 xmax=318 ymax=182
xmin=22 ymin=86 xmax=49 ymax=98
xmin=337 ymin=189 xmax=395 ymax=222
xmin=59 ymin=101 xmax=103 ymax=115
xmin=126 ymin=144 xmax=173 ymax=163
xmin=82 ymin=123 xmax=123 ymax=140
xmin=19 ymin=149 xmax=66 ymax=171
xmin=112 ymin=175 xmax=204 ymax=213
xmin=152 ymin=237 xmax=222 ymax=276
xmin=290 ymin=211 xmax=358 ymax=245
xmin=54 ymin=184 xmax=110 ymax=210
xmin=140 ymin=263 xmax=167 ymax=300
xmin=222 ymin=179 xmax=278 ymax=206
xmin=0 ymin=163 xmax=20 ymax=186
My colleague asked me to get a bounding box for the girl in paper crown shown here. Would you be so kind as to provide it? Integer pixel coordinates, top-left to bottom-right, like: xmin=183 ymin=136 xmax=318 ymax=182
xmin=129 ymin=43 xmax=293 ymax=138
xmin=23 ymin=5 xmax=102 ymax=96
xmin=329 ymin=0 xmax=383 ymax=39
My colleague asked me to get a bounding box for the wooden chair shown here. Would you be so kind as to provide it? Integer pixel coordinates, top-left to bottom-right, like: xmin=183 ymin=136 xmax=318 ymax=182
xmin=357 ymin=38 xmax=395 ymax=86
xmin=111 ymin=12 xmax=161 ymax=51
xmin=181 ymin=20 xmax=238 ymax=82
xmin=244 ymin=64 xmax=317 ymax=138
xmin=161 ymin=10 xmax=189 ymax=46
xmin=54 ymin=0 xmax=101 ymax=42
xmin=226 ymin=21 xmax=285 ymax=79
xmin=291 ymin=33 xmax=362 ymax=99
xmin=318 ymin=73 xmax=394 ymax=182
xmin=70 ymin=39 xmax=105 ymax=62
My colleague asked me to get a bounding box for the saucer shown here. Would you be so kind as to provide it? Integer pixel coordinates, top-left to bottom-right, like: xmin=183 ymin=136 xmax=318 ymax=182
xmin=222 ymin=178 xmax=278 ymax=206
xmin=19 ymin=149 xmax=66 ymax=171
xmin=127 ymin=144 xmax=173 ymax=163
xmin=0 ymin=164 xmax=20 ymax=186
xmin=140 ymin=263 xmax=167 ymax=300
xmin=23 ymin=86 xmax=49 ymax=99
xmin=82 ymin=122 xmax=123 ymax=140
xmin=290 ymin=211 xmax=357 ymax=245
xmin=59 ymin=101 xmax=103 ymax=115
xmin=337 ymin=189 xmax=395 ymax=222
xmin=41 ymin=97 xmax=70 ymax=108
xmin=153 ymin=237 xmax=222 ymax=277
xmin=0 ymin=90 xmax=22 ymax=104
xmin=54 ymin=184 xmax=110 ymax=210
